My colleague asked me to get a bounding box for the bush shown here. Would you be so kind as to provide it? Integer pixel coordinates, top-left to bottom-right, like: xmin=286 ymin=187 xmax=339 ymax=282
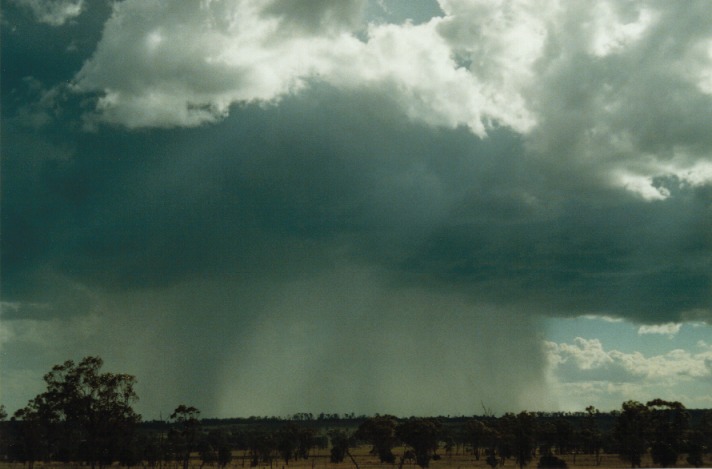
xmin=537 ymin=454 xmax=568 ymax=468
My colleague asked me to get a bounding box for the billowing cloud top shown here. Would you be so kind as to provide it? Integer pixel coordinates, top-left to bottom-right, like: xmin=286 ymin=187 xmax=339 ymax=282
xmin=2 ymin=0 xmax=711 ymax=417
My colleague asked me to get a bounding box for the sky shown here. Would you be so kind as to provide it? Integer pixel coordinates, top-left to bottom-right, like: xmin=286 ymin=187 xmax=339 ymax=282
xmin=1 ymin=0 xmax=711 ymax=419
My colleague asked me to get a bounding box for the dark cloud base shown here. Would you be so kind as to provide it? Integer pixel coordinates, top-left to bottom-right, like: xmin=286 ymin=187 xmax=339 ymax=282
xmin=3 ymin=85 xmax=709 ymax=324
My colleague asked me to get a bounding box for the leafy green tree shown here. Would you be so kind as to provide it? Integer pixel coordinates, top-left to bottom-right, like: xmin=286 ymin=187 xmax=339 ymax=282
xmin=206 ymin=429 xmax=233 ymax=468
xmin=537 ymin=421 xmax=557 ymax=456
xmin=646 ymin=399 xmax=689 ymax=468
xmin=170 ymin=405 xmax=201 ymax=469
xmin=462 ymin=419 xmax=487 ymax=460
xmin=356 ymin=415 xmax=398 ymax=463
xmin=553 ymin=418 xmax=574 ymax=456
xmin=396 ymin=418 xmax=442 ymax=468
xmin=499 ymin=412 xmax=537 ymax=469
xmin=247 ymin=429 xmax=275 ymax=466
xmin=13 ymin=356 xmax=140 ymax=468
xmin=276 ymin=423 xmax=300 ymax=464
xmin=480 ymin=422 xmax=502 ymax=468
xmin=695 ymin=410 xmax=712 ymax=458
xmin=686 ymin=429 xmax=705 ymax=468
xmin=272 ymin=422 xmax=315 ymax=464
xmin=137 ymin=433 xmax=165 ymax=468
xmin=199 ymin=440 xmax=219 ymax=467
xmin=613 ymin=401 xmax=649 ymax=468
xmin=9 ymin=406 xmax=51 ymax=468
xmin=0 ymin=405 xmax=9 ymax=461
xmin=218 ymin=445 xmax=233 ymax=468
xmin=578 ymin=406 xmax=602 ymax=465
xmin=328 ymin=429 xmax=352 ymax=463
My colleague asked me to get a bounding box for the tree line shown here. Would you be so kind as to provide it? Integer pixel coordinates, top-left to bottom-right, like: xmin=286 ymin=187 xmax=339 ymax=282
xmin=1 ymin=357 xmax=711 ymax=468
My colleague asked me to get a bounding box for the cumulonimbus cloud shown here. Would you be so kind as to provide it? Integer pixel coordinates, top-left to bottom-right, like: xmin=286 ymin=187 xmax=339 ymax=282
xmin=72 ymin=1 xmax=712 ymax=194
xmin=3 ymin=0 xmax=712 ymax=417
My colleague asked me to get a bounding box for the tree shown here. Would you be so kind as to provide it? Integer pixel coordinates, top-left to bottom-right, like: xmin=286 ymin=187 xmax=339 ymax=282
xmin=499 ymin=412 xmax=537 ymax=469
xmin=686 ymin=429 xmax=705 ymax=468
xmin=396 ymin=418 xmax=442 ymax=468
xmin=613 ymin=401 xmax=648 ymax=468
xmin=12 ymin=356 xmax=140 ymax=468
xmin=646 ymin=399 xmax=689 ymax=468
xmin=694 ymin=410 xmax=712 ymax=459
xmin=9 ymin=405 xmax=51 ymax=468
xmin=206 ymin=429 xmax=233 ymax=468
xmin=218 ymin=445 xmax=233 ymax=468
xmin=170 ymin=405 xmax=201 ymax=469
xmin=553 ymin=418 xmax=574 ymax=456
xmin=328 ymin=429 xmax=352 ymax=463
xmin=462 ymin=419 xmax=487 ymax=460
xmin=246 ymin=429 xmax=275 ymax=466
xmin=276 ymin=423 xmax=300 ymax=464
xmin=578 ymin=406 xmax=602 ymax=465
xmin=356 ymin=415 xmax=398 ymax=463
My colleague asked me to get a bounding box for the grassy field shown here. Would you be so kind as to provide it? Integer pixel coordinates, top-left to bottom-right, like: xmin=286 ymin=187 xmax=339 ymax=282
xmin=254 ymin=445 xmax=709 ymax=469
xmin=2 ymin=445 xmax=709 ymax=469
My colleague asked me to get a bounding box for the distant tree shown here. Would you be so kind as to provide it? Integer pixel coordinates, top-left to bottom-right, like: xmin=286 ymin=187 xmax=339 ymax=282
xmin=0 ymin=405 xmax=9 ymax=461
xmin=695 ymin=410 xmax=712 ymax=456
xmin=613 ymin=401 xmax=648 ymax=468
xmin=171 ymin=405 xmax=201 ymax=469
xmin=276 ymin=423 xmax=300 ymax=464
xmin=328 ymin=429 xmax=351 ymax=463
xmin=297 ymin=425 xmax=316 ymax=460
xmin=480 ymin=422 xmax=502 ymax=468
xmin=199 ymin=440 xmax=218 ymax=467
xmin=462 ymin=419 xmax=487 ymax=460
xmin=218 ymin=445 xmax=233 ymax=468
xmin=138 ymin=433 xmax=165 ymax=468
xmin=206 ymin=429 xmax=233 ymax=468
xmin=12 ymin=356 xmax=140 ymax=469
xmin=553 ymin=418 xmax=574 ymax=456
xmin=686 ymin=429 xmax=704 ymax=468
xmin=646 ymin=399 xmax=689 ymax=468
xmin=356 ymin=415 xmax=398 ymax=463
xmin=396 ymin=418 xmax=442 ymax=468
xmin=246 ymin=429 xmax=274 ymax=466
xmin=499 ymin=412 xmax=537 ymax=469
xmin=578 ymin=406 xmax=602 ymax=465
xmin=537 ymin=421 xmax=557 ymax=456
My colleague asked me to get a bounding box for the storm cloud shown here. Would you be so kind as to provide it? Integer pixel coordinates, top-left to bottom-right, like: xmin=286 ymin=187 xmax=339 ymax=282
xmin=2 ymin=0 xmax=711 ymax=417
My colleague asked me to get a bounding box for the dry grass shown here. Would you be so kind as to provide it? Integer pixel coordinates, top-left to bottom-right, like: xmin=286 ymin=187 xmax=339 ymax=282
xmin=2 ymin=446 xmax=710 ymax=469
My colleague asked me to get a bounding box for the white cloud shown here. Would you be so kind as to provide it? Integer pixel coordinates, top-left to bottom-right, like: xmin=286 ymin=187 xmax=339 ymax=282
xmin=71 ymin=0 xmax=547 ymax=134
xmin=69 ymin=0 xmax=712 ymax=202
xmin=616 ymin=172 xmax=670 ymax=201
xmin=588 ymin=3 xmax=658 ymax=57
xmin=548 ymin=336 xmax=712 ymax=380
xmin=73 ymin=0 xmax=365 ymax=128
xmin=581 ymin=314 xmax=624 ymax=323
xmin=14 ymin=0 xmax=84 ymax=26
xmin=638 ymin=322 xmax=682 ymax=336
xmin=545 ymin=337 xmax=712 ymax=409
